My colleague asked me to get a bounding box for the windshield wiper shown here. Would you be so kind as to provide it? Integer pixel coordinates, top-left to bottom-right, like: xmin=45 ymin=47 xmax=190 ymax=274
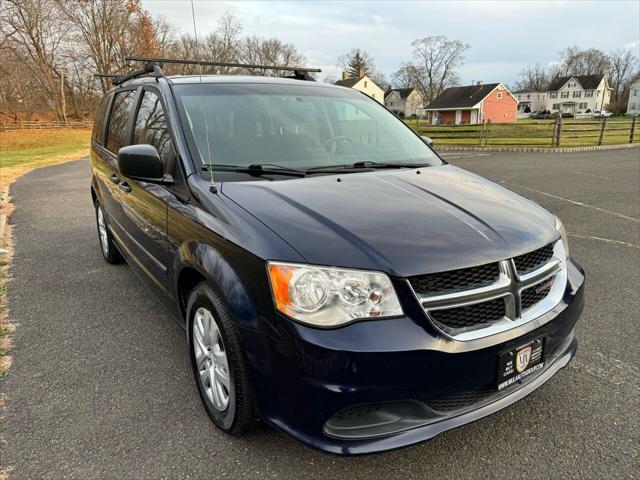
xmin=202 ymin=163 xmax=306 ymax=177
xmin=351 ymin=161 xmax=428 ymax=169
xmin=305 ymin=161 xmax=428 ymax=174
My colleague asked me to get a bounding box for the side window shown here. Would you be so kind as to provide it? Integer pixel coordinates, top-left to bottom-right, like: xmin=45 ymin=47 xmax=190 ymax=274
xmin=106 ymin=90 xmax=136 ymax=154
xmin=92 ymin=94 xmax=111 ymax=145
xmin=133 ymin=90 xmax=177 ymax=175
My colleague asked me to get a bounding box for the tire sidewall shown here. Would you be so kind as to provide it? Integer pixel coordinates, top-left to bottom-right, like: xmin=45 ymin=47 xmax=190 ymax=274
xmin=186 ymin=284 xmax=238 ymax=431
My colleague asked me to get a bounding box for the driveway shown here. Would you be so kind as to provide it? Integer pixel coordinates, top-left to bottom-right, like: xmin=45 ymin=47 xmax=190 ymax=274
xmin=1 ymin=149 xmax=638 ymax=479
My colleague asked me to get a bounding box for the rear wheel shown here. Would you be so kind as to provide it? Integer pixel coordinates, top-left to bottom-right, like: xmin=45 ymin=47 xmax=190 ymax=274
xmin=95 ymin=203 xmax=122 ymax=264
xmin=187 ymin=282 xmax=256 ymax=433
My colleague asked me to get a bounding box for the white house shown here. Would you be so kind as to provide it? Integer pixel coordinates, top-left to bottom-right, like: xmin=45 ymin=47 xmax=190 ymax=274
xmin=384 ymin=88 xmax=424 ymax=117
xmin=546 ymin=74 xmax=612 ymax=115
xmin=514 ymin=90 xmax=547 ymax=116
xmin=335 ymin=69 xmax=384 ymax=104
xmin=627 ymin=79 xmax=640 ymax=116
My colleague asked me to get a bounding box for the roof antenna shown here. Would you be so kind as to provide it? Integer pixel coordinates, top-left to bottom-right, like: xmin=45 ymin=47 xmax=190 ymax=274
xmin=190 ymin=0 xmax=217 ymax=193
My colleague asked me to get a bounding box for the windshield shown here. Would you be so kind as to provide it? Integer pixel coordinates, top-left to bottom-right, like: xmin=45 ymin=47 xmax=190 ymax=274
xmin=173 ymin=83 xmax=442 ymax=177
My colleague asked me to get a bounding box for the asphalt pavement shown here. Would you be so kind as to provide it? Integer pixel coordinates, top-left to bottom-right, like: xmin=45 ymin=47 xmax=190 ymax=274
xmin=1 ymin=148 xmax=638 ymax=479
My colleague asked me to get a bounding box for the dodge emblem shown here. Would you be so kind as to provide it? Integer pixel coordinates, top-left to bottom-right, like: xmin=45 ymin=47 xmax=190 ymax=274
xmin=516 ymin=346 xmax=532 ymax=373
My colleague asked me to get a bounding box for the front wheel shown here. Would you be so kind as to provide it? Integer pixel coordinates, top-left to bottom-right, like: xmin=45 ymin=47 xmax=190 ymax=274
xmin=95 ymin=203 xmax=122 ymax=264
xmin=187 ymin=282 xmax=256 ymax=434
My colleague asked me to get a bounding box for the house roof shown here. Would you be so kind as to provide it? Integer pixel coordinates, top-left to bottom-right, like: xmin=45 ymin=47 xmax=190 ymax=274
xmin=385 ymin=87 xmax=418 ymax=99
xmin=335 ymin=77 xmax=362 ymax=88
xmin=548 ymin=74 xmax=604 ymax=91
xmin=425 ymin=83 xmax=500 ymax=109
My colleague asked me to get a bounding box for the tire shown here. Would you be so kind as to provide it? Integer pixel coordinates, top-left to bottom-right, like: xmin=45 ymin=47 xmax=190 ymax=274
xmin=186 ymin=282 xmax=256 ymax=434
xmin=95 ymin=202 xmax=122 ymax=264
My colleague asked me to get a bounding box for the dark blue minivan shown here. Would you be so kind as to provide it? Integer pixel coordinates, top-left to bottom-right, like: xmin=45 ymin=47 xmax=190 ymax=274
xmin=90 ymin=64 xmax=584 ymax=455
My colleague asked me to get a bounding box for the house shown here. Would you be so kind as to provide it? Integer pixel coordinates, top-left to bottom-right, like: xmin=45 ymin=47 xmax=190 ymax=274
xmin=424 ymin=83 xmax=517 ymax=125
xmin=546 ymin=74 xmax=611 ymax=115
xmin=384 ymin=88 xmax=424 ymax=117
xmin=514 ymin=90 xmax=548 ymax=116
xmin=335 ymin=68 xmax=384 ymax=104
xmin=627 ymin=79 xmax=640 ymax=116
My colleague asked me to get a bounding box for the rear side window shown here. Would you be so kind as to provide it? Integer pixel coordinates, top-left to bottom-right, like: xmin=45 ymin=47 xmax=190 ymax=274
xmin=106 ymin=90 xmax=136 ymax=153
xmin=132 ymin=90 xmax=177 ymax=174
xmin=92 ymin=94 xmax=110 ymax=145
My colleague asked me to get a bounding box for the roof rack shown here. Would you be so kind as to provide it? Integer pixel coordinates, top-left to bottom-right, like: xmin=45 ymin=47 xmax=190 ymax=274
xmin=126 ymin=55 xmax=321 ymax=81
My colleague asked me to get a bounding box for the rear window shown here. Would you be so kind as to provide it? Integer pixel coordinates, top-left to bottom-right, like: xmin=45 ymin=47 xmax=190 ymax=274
xmin=92 ymin=94 xmax=111 ymax=145
xmin=106 ymin=90 xmax=136 ymax=153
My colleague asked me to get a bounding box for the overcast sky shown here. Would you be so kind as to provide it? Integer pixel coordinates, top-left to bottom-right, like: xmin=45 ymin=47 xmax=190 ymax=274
xmin=141 ymin=0 xmax=640 ymax=86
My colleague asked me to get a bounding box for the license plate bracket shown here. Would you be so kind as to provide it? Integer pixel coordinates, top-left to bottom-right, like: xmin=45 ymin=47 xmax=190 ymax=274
xmin=497 ymin=337 xmax=545 ymax=391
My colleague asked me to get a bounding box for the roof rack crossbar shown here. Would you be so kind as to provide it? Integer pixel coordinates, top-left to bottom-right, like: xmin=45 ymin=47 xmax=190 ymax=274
xmin=110 ymin=62 xmax=159 ymax=86
xmin=126 ymin=55 xmax=322 ymax=73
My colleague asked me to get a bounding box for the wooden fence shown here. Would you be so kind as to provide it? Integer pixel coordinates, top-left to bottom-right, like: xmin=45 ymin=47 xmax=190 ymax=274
xmin=0 ymin=120 xmax=92 ymax=131
xmin=407 ymin=117 xmax=639 ymax=148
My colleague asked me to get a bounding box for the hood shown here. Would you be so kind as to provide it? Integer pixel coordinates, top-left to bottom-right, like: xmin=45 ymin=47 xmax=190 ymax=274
xmin=221 ymin=165 xmax=558 ymax=277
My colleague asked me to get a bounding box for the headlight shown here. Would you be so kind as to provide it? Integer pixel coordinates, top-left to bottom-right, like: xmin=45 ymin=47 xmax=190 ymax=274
xmin=267 ymin=262 xmax=403 ymax=327
xmin=555 ymin=216 xmax=569 ymax=258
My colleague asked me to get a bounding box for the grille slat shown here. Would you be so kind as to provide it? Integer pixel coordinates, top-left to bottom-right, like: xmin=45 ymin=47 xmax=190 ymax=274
xmin=521 ymin=279 xmax=554 ymax=310
xmin=409 ymin=263 xmax=500 ymax=295
xmin=430 ymin=297 xmax=506 ymax=333
xmin=513 ymin=244 xmax=554 ymax=275
xmin=426 ymin=388 xmax=495 ymax=413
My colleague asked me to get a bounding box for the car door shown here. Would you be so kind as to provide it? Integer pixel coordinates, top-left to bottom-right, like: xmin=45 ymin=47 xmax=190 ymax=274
xmin=114 ymin=87 xmax=176 ymax=298
xmin=94 ymin=89 xmax=137 ymax=230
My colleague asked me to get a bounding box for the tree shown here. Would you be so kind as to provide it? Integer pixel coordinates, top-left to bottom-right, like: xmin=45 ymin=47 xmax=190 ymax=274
xmin=552 ymin=46 xmax=610 ymax=77
xmin=1 ymin=0 xmax=72 ymax=121
xmin=607 ymin=48 xmax=638 ymax=102
xmin=393 ymin=36 xmax=469 ymax=103
xmin=514 ymin=63 xmax=550 ymax=91
xmin=338 ymin=48 xmax=376 ymax=77
xmin=240 ymin=36 xmax=306 ymax=76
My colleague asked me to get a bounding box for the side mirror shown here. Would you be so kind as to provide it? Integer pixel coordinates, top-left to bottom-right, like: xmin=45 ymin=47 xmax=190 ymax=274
xmin=421 ymin=136 xmax=434 ymax=148
xmin=117 ymin=144 xmax=170 ymax=183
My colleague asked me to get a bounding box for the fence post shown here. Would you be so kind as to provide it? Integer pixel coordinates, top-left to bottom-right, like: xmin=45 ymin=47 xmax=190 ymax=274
xmin=598 ymin=117 xmax=607 ymax=146
xmin=478 ymin=121 xmax=485 ymax=146
xmin=630 ymin=116 xmax=637 ymax=144
xmin=551 ymin=115 xmax=562 ymax=147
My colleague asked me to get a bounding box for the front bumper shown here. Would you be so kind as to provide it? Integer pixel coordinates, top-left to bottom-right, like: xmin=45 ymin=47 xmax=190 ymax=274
xmin=240 ymin=259 xmax=585 ymax=455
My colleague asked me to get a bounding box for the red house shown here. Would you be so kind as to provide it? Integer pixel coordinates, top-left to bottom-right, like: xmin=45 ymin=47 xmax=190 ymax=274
xmin=425 ymin=83 xmax=518 ymax=125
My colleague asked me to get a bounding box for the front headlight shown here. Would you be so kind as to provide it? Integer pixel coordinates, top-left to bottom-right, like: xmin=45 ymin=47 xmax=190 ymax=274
xmin=267 ymin=262 xmax=403 ymax=327
xmin=555 ymin=215 xmax=569 ymax=258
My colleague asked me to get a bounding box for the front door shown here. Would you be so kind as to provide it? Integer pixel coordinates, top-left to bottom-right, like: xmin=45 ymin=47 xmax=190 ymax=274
xmin=116 ymin=88 xmax=173 ymax=297
xmin=455 ymin=110 xmax=462 ymax=125
xmin=470 ymin=110 xmax=478 ymax=124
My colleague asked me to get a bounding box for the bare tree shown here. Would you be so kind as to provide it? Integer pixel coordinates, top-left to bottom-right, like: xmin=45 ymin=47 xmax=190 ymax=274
xmin=240 ymin=36 xmax=306 ymax=76
xmin=607 ymin=48 xmax=638 ymax=102
xmin=393 ymin=36 xmax=469 ymax=103
xmin=1 ymin=0 xmax=72 ymax=121
xmin=552 ymin=46 xmax=610 ymax=77
xmin=514 ymin=63 xmax=550 ymax=91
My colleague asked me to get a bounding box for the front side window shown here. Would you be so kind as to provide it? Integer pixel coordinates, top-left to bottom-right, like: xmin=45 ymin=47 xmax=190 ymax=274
xmin=106 ymin=90 xmax=136 ymax=153
xmin=92 ymin=94 xmax=111 ymax=145
xmin=174 ymin=83 xmax=442 ymax=179
xmin=132 ymin=90 xmax=177 ymax=174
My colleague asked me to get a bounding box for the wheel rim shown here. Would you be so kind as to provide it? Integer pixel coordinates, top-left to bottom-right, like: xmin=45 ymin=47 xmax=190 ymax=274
xmin=193 ymin=307 xmax=231 ymax=411
xmin=97 ymin=206 xmax=109 ymax=256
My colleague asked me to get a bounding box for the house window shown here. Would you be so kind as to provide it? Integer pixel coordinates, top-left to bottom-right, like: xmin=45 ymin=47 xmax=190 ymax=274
xmin=550 ymin=92 xmax=558 ymax=99
xmin=585 ymin=90 xmax=594 ymax=98
xmin=579 ymin=102 xmax=587 ymax=109
xmin=527 ymin=94 xmax=531 ymax=100
xmin=561 ymin=92 xmax=569 ymax=99
xmin=497 ymin=92 xmax=503 ymax=99
xmin=573 ymin=91 xmax=581 ymax=98
xmin=364 ymin=81 xmax=368 ymax=88
xmin=632 ymin=103 xmax=637 ymax=110
xmin=632 ymin=89 xmax=638 ymax=97
xmin=552 ymin=103 xmax=560 ymax=110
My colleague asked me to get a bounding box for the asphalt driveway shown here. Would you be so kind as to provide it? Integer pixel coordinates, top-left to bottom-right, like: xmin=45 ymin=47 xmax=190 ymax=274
xmin=1 ymin=149 xmax=638 ymax=479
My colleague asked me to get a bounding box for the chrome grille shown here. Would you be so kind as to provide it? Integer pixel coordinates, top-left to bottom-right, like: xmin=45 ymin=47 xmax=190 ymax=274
xmin=514 ymin=243 xmax=554 ymax=275
xmin=410 ymin=241 xmax=567 ymax=341
xmin=409 ymin=263 xmax=500 ymax=295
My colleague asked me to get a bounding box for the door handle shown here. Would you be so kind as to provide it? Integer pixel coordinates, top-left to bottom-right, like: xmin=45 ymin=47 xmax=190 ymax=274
xmin=109 ymin=174 xmax=120 ymax=184
xmin=118 ymin=182 xmax=132 ymax=193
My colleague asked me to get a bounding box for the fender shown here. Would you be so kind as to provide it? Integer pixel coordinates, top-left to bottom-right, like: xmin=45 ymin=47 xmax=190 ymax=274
xmin=173 ymin=240 xmax=265 ymax=332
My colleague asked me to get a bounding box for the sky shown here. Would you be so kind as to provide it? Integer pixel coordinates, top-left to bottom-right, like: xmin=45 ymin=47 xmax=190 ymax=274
xmin=141 ymin=0 xmax=640 ymax=87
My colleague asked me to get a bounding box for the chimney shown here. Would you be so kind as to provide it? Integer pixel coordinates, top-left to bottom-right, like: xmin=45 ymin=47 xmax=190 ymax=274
xmin=342 ymin=70 xmax=349 ymax=81
xmin=357 ymin=67 xmax=365 ymax=78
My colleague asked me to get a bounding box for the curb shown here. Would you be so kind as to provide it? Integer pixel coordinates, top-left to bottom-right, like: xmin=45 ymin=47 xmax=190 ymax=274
xmin=435 ymin=143 xmax=640 ymax=153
